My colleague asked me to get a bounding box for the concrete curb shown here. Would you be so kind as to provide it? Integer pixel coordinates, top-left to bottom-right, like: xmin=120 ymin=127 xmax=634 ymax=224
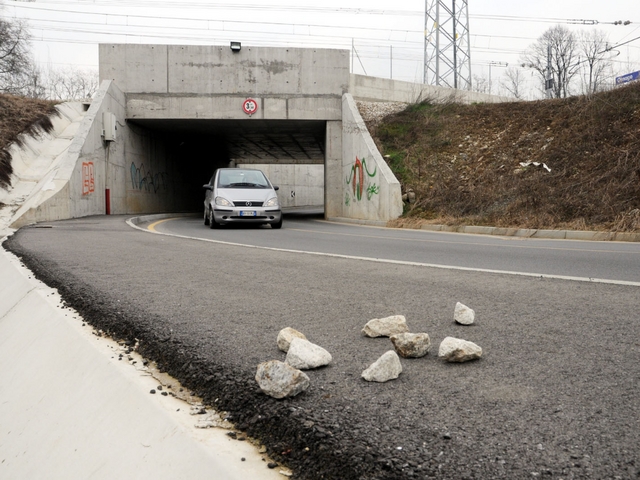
xmin=325 ymin=216 xmax=388 ymax=227
xmin=0 ymin=244 xmax=283 ymax=480
xmin=327 ymin=217 xmax=640 ymax=242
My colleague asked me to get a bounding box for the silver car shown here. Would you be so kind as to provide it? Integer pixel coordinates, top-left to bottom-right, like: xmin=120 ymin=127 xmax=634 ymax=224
xmin=203 ymin=168 xmax=282 ymax=229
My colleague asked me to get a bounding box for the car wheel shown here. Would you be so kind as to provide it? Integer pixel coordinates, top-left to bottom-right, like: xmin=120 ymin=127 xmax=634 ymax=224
xmin=204 ymin=208 xmax=210 ymax=225
xmin=209 ymin=209 xmax=220 ymax=229
xmin=271 ymin=218 xmax=283 ymax=229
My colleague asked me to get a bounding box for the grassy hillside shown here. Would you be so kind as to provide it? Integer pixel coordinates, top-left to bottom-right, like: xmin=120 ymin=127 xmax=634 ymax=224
xmin=0 ymin=94 xmax=58 ymax=191
xmin=371 ymin=82 xmax=640 ymax=232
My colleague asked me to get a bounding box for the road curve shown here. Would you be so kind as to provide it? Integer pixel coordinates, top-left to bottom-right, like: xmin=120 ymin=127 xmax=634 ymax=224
xmin=4 ymin=214 xmax=639 ymax=480
xmin=144 ymin=214 xmax=640 ymax=285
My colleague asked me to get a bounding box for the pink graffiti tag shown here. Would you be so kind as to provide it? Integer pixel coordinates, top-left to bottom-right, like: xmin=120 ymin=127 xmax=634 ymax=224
xmin=82 ymin=162 xmax=94 ymax=195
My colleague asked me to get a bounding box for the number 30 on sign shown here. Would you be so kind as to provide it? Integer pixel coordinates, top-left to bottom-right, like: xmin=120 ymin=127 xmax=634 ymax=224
xmin=242 ymin=98 xmax=258 ymax=115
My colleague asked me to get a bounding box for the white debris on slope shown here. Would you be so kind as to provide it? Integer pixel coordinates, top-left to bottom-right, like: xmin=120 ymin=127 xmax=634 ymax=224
xmin=356 ymin=101 xmax=408 ymax=127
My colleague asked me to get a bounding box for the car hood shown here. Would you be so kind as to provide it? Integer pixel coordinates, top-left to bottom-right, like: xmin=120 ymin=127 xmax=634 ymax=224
xmin=216 ymin=187 xmax=276 ymax=203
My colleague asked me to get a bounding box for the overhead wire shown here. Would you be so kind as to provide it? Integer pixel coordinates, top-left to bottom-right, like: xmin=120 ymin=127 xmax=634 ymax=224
xmin=7 ymin=0 xmax=639 ymax=80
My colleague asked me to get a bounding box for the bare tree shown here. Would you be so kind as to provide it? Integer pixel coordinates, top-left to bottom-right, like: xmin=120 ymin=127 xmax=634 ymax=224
xmin=472 ymin=74 xmax=490 ymax=94
xmin=522 ymin=25 xmax=581 ymax=98
xmin=44 ymin=66 xmax=99 ymax=101
xmin=501 ymin=67 xmax=526 ymax=99
xmin=577 ymin=29 xmax=612 ymax=94
xmin=0 ymin=16 xmax=38 ymax=95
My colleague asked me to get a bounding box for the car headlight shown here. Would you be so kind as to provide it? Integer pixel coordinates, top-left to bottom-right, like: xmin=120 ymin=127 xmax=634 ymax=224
xmin=214 ymin=196 xmax=233 ymax=207
xmin=264 ymin=196 xmax=279 ymax=207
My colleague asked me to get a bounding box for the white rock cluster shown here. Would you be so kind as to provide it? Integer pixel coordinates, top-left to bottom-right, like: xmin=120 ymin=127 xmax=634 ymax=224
xmin=255 ymin=327 xmax=331 ymax=399
xmin=360 ymin=302 xmax=483 ymax=382
xmin=256 ymin=302 xmax=484 ymax=396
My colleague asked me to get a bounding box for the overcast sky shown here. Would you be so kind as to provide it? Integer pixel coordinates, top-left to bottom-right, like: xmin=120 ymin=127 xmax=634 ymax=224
xmin=3 ymin=0 xmax=639 ymax=97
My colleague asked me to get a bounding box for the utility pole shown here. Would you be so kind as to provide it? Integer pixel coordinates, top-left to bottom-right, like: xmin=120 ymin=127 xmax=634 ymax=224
xmin=424 ymin=0 xmax=472 ymax=90
xmin=488 ymin=61 xmax=508 ymax=94
xmin=545 ymin=44 xmax=554 ymax=98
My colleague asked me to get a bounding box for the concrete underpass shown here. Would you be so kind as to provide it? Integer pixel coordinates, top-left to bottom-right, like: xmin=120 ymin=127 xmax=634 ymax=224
xmin=4 ymin=42 xmax=508 ymax=229
xmin=126 ymin=118 xmax=327 ymax=213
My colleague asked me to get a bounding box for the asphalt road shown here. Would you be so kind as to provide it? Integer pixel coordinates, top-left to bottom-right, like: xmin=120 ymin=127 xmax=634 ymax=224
xmin=152 ymin=213 xmax=640 ymax=284
xmin=4 ymin=214 xmax=640 ymax=480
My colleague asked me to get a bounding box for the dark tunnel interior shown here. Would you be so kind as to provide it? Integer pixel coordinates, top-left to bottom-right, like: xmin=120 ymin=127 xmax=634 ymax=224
xmin=127 ymin=119 xmax=326 ymax=212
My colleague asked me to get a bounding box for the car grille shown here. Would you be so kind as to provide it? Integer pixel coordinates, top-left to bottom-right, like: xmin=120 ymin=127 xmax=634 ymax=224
xmin=233 ymin=201 xmax=264 ymax=207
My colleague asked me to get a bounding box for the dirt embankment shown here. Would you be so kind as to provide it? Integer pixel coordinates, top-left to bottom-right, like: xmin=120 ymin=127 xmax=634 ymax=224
xmin=0 ymin=94 xmax=58 ymax=191
xmin=367 ymin=82 xmax=640 ymax=232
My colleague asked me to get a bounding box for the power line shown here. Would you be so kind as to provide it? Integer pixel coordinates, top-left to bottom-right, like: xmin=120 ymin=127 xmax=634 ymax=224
xmin=7 ymin=0 xmax=422 ymax=18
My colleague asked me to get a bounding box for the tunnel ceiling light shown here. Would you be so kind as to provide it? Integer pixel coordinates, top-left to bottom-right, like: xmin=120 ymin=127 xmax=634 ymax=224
xmin=230 ymin=42 xmax=242 ymax=52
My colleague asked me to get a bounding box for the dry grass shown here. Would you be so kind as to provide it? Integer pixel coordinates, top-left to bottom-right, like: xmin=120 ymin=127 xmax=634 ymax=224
xmin=371 ymin=82 xmax=640 ymax=232
xmin=0 ymin=94 xmax=58 ymax=191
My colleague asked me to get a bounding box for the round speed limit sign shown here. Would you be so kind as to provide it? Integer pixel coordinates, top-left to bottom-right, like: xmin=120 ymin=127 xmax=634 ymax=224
xmin=242 ymin=98 xmax=258 ymax=116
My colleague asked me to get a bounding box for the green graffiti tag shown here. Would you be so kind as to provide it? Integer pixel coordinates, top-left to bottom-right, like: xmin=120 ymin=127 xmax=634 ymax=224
xmin=366 ymin=184 xmax=380 ymax=200
xmin=345 ymin=156 xmax=378 ymax=203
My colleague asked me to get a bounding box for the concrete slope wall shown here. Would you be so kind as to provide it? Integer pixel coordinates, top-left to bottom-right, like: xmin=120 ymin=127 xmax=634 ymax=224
xmin=1 ymin=103 xmax=86 ymax=229
xmin=350 ymin=74 xmax=513 ymax=104
xmin=0 ymin=246 xmax=282 ymax=480
xmin=6 ymin=81 xmax=127 ymax=227
xmin=341 ymin=94 xmax=403 ymax=222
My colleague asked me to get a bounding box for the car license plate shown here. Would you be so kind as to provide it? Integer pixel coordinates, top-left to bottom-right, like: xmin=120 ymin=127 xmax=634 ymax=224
xmin=240 ymin=210 xmax=257 ymax=217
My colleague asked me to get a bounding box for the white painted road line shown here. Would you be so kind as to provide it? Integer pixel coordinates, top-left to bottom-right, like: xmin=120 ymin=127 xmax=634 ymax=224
xmin=128 ymin=216 xmax=640 ymax=288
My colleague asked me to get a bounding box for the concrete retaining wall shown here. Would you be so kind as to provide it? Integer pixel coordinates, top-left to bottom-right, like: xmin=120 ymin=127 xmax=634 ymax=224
xmin=125 ymin=124 xmax=194 ymax=214
xmin=100 ymin=44 xmax=350 ymax=122
xmin=349 ymin=74 xmax=513 ymax=105
xmin=341 ymin=94 xmax=403 ymax=222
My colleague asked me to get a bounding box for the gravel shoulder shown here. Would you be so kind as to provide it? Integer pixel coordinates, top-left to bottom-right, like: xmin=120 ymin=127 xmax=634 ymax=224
xmin=4 ymin=216 xmax=640 ymax=480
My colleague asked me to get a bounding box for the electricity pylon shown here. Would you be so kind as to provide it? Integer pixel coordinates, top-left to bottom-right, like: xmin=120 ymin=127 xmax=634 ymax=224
xmin=424 ymin=0 xmax=472 ymax=90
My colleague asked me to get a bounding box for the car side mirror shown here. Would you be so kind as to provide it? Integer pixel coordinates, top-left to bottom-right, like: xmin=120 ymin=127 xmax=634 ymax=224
xmin=203 ymin=184 xmax=212 ymax=190
xmin=273 ymin=186 xmax=279 ymax=191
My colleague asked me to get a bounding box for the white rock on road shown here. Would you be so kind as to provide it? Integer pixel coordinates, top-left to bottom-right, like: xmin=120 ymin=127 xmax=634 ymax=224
xmin=361 ymin=350 xmax=403 ymax=382
xmin=454 ymin=302 xmax=475 ymax=325
xmin=438 ymin=337 xmax=483 ymax=363
xmin=390 ymin=332 xmax=431 ymax=358
xmin=285 ymin=338 xmax=332 ymax=370
xmin=255 ymin=360 xmax=310 ymax=399
xmin=362 ymin=315 xmax=409 ymax=338
xmin=277 ymin=327 xmax=308 ymax=352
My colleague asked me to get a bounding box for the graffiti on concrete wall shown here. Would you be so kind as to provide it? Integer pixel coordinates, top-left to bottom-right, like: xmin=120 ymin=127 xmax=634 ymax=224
xmin=130 ymin=162 xmax=168 ymax=193
xmin=82 ymin=162 xmax=95 ymax=195
xmin=345 ymin=156 xmax=378 ymax=206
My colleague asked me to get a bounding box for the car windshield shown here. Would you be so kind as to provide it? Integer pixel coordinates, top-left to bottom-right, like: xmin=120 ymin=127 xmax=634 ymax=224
xmin=217 ymin=170 xmax=270 ymax=188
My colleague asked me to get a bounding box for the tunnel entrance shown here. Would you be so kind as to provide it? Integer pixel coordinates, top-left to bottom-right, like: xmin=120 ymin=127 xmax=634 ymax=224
xmin=126 ymin=119 xmax=326 ymax=212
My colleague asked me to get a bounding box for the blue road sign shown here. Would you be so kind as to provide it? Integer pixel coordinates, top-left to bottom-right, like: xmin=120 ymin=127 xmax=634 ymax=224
xmin=616 ymin=71 xmax=640 ymax=85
